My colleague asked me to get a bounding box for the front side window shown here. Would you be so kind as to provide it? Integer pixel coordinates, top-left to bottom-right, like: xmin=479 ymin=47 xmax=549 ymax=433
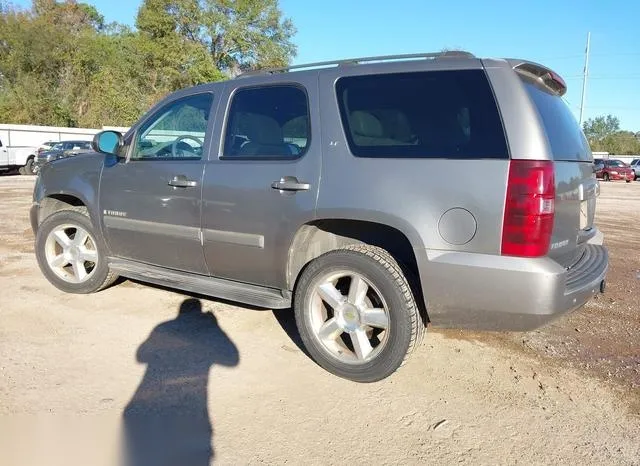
xmin=336 ymin=70 xmax=508 ymax=159
xmin=223 ymin=85 xmax=310 ymax=159
xmin=131 ymin=93 xmax=214 ymax=161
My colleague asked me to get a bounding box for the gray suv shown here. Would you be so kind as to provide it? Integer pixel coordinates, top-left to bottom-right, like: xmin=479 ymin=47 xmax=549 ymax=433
xmin=30 ymin=52 xmax=608 ymax=382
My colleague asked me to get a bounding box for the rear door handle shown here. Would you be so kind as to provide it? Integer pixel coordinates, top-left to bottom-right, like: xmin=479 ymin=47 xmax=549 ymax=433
xmin=168 ymin=175 xmax=198 ymax=188
xmin=271 ymin=176 xmax=310 ymax=192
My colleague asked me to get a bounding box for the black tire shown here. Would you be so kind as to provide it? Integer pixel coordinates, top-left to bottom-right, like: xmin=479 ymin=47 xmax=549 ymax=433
xmin=23 ymin=157 xmax=34 ymax=175
xmin=603 ymin=173 xmax=610 ymax=182
xmin=626 ymin=180 xmax=631 ymax=183
xmin=35 ymin=207 xmax=118 ymax=294
xmin=294 ymin=244 xmax=424 ymax=383
xmin=18 ymin=166 xmax=26 ymax=175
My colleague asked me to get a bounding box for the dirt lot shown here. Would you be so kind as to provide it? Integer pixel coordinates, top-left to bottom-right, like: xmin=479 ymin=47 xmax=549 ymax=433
xmin=0 ymin=175 xmax=639 ymax=465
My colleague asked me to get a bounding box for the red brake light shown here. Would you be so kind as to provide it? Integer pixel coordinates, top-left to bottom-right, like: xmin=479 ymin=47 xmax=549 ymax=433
xmin=501 ymin=160 xmax=555 ymax=257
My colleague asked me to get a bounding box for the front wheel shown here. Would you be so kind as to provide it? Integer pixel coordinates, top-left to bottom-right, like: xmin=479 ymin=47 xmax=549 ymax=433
xmin=35 ymin=208 xmax=117 ymax=294
xmin=294 ymin=245 xmax=424 ymax=383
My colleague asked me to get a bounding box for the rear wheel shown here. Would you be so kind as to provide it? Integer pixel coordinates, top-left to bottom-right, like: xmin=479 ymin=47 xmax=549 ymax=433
xmin=294 ymin=244 xmax=423 ymax=383
xmin=23 ymin=157 xmax=34 ymax=175
xmin=35 ymin=208 xmax=117 ymax=294
xmin=603 ymin=173 xmax=610 ymax=182
xmin=626 ymin=179 xmax=631 ymax=183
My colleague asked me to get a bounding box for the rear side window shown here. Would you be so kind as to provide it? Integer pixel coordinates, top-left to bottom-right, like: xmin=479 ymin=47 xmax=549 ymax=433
xmin=223 ymin=85 xmax=310 ymax=159
xmin=335 ymin=70 xmax=508 ymax=159
xmin=524 ymin=81 xmax=592 ymax=162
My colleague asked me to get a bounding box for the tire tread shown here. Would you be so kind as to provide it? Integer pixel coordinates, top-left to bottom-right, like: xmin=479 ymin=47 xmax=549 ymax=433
xmin=294 ymin=243 xmax=425 ymax=382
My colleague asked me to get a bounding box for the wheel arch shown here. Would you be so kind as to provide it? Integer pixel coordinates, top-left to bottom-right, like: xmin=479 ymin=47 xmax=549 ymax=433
xmin=286 ymin=217 xmax=428 ymax=324
xmin=39 ymin=193 xmax=88 ymax=225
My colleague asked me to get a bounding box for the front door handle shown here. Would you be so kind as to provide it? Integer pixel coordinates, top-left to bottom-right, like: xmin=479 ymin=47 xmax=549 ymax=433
xmin=168 ymin=175 xmax=198 ymax=188
xmin=271 ymin=176 xmax=310 ymax=192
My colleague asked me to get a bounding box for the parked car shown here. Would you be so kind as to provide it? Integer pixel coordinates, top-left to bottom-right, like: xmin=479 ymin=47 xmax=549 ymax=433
xmin=33 ymin=140 xmax=93 ymax=173
xmin=630 ymin=159 xmax=640 ymax=180
xmin=0 ymin=137 xmax=37 ymax=175
xmin=593 ymin=158 xmax=634 ymax=182
xmin=31 ymin=51 xmax=608 ymax=382
xmin=37 ymin=141 xmax=59 ymax=155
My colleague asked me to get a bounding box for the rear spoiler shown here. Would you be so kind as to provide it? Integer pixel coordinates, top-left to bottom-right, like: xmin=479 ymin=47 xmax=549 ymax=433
xmin=505 ymin=59 xmax=567 ymax=96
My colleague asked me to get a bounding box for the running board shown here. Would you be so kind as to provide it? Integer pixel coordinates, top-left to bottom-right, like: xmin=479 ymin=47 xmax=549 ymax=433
xmin=109 ymin=258 xmax=291 ymax=309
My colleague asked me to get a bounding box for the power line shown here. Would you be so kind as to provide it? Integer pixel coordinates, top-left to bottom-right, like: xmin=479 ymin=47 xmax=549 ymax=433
xmin=582 ymin=106 xmax=640 ymax=110
xmin=562 ymin=75 xmax=640 ymax=80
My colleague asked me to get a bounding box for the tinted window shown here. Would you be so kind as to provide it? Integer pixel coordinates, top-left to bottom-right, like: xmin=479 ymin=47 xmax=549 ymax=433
xmin=524 ymin=81 xmax=592 ymax=162
xmin=132 ymin=93 xmax=213 ymax=161
xmin=335 ymin=70 xmax=508 ymax=159
xmin=223 ymin=85 xmax=310 ymax=158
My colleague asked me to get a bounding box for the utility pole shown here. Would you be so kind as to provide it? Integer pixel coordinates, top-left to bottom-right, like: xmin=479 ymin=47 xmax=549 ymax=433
xmin=579 ymin=32 xmax=591 ymax=125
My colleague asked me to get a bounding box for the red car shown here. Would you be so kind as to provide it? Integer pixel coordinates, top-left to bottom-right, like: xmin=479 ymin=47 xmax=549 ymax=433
xmin=594 ymin=158 xmax=634 ymax=183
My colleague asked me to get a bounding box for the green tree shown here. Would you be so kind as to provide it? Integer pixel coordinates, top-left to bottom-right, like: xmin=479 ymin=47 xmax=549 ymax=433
xmin=582 ymin=115 xmax=620 ymax=145
xmin=136 ymin=0 xmax=297 ymax=73
xmin=0 ymin=0 xmax=297 ymax=127
xmin=582 ymin=115 xmax=640 ymax=155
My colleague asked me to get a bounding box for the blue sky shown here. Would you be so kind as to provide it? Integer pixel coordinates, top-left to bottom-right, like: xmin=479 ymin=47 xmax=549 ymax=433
xmin=13 ymin=0 xmax=640 ymax=130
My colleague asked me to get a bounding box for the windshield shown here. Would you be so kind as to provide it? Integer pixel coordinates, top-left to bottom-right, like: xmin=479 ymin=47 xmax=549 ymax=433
xmin=608 ymin=160 xmax=627 ymax=167
xmin=52 ymin=143 xmax=64 ymax=150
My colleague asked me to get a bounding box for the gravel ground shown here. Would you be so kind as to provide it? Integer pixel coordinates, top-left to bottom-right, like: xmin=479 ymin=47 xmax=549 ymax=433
xmin=0 ymin=174 xmax=638 ymax=465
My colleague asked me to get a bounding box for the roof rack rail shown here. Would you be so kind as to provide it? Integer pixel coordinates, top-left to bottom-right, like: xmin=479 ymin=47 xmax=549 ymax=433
xmin=236 ymin=50 xmax=474 ymax=78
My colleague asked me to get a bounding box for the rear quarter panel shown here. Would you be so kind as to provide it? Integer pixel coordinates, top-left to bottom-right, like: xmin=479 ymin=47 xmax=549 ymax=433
xmin=317 ymin=62 xmax=510 ymax=255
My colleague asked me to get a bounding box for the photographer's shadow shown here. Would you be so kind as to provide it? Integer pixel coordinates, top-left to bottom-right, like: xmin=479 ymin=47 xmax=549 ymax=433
xmin=123 ymin=298 xmax=239 ymax=466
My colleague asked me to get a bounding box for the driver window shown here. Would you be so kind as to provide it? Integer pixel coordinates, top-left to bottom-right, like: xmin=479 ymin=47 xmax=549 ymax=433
xmin=131 ymin=93 xmax=213 ymax=161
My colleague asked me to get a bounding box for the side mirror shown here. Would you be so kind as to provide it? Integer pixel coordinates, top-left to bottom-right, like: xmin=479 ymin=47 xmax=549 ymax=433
xmin=92 ymin=131 xmax=124 ymax=155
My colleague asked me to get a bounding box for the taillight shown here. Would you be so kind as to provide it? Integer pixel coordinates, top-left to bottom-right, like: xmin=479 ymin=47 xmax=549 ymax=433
xmin=501 ymin=160 xmax=555 ymax=257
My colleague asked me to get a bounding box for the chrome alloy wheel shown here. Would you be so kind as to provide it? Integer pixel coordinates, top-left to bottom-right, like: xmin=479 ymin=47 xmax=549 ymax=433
xmin=44 ymin=223 xmax=98 ymax=284
xmin=308 ymin=271 xmax=390 ymax=364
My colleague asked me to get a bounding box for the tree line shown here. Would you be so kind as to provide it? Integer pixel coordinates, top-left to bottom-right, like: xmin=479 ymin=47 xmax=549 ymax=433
xmin=0 ymin=0 xmax=295 ymax=128
xmin=582 ymin=115 xmax=640 ymax=155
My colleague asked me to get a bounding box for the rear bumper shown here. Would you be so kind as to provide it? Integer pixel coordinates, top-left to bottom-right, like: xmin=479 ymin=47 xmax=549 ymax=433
xmin=417 ymin=242 xmax=608 ymax=331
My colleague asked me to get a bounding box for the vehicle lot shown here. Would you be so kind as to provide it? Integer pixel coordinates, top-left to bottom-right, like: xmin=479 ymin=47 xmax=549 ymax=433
xmin=0 ymin=175 xmax=638 ymax=464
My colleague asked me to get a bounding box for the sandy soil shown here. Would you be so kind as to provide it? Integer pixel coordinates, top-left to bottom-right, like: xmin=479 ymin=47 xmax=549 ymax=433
xmin=0 ymin=175 xmax=638 ymax=465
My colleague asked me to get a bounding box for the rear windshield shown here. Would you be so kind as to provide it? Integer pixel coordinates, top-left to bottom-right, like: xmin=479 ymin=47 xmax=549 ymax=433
xmin=335 ymin=70 xmax=509 ymax=159
xmin=524 ymin=80 xmax=592 ymax=162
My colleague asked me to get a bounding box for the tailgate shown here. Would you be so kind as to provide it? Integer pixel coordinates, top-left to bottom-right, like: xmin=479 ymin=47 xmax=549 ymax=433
xmin=552 ymin=161 xmax=597 ymax=267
